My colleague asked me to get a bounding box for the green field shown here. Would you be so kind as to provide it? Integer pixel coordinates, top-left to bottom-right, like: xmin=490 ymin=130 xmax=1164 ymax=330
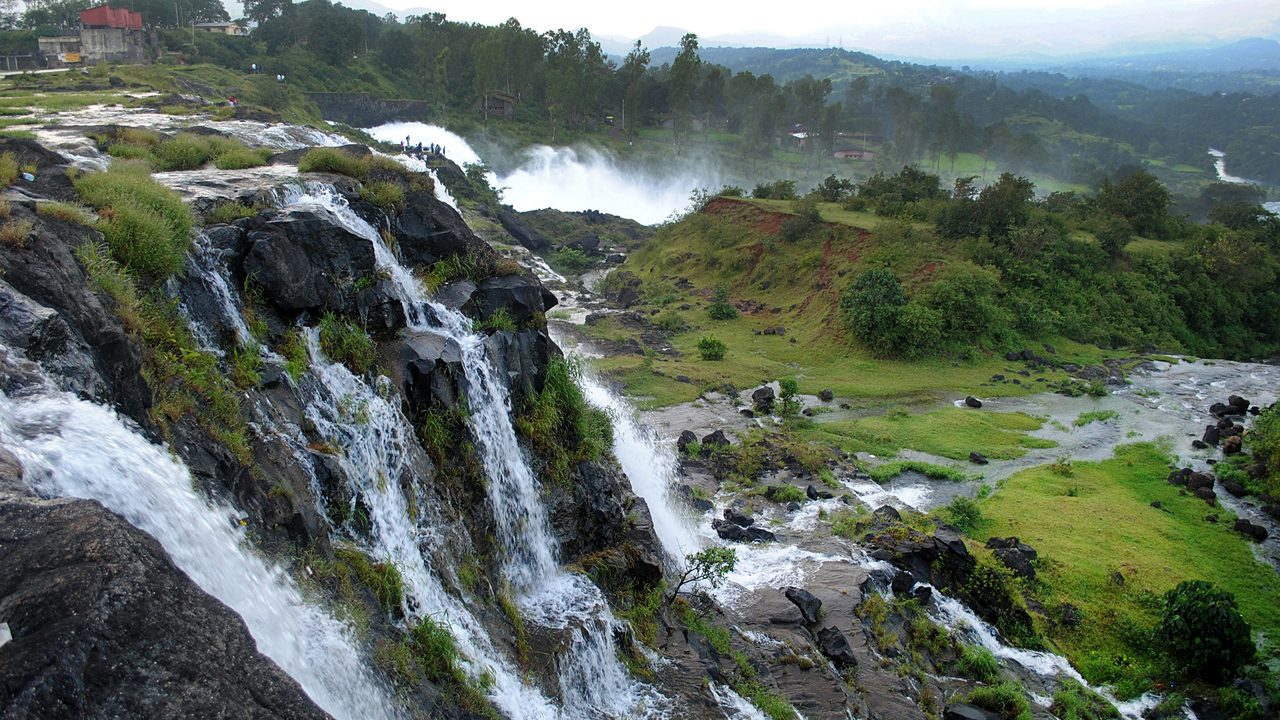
xmin=977 ymin=443 xmax=1280 ymax=692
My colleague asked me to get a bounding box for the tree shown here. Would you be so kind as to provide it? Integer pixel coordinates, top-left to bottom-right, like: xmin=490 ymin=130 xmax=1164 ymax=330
xmin=707 ymin=283 xmax=737 ymax=320
xmin=840 ymin=268 xmax=906 ymax=356
xmin=1155 ymin=580 xmax=1255 ymax=681
xmin=619 ymin=40 xmax=650 ymax=136
xmin=778 ymin=377 xmax=801 ymax=418
xmin=1096 ymin=168 xmax=1171 ymax=238
xmin=668 ymin=33 xmax=701 ymax=148
xmin=666 ymin=547 xmax=736 ymax=608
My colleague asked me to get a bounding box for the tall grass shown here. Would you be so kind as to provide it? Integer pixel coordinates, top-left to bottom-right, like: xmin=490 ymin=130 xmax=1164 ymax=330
xmin=74 ymin=163 xmax=193 ymax=279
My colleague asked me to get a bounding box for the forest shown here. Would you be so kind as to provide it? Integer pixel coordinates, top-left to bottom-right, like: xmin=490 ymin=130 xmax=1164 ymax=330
xmin=4 ymin=0 xmax=1278 ymax=190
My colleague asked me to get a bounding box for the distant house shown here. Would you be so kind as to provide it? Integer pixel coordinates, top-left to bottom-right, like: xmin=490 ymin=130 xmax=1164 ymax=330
xmin=194 ymin=21 xmax=247 ymax=36
xmin=483 ymin=90 xmax=517 ymax=118
xmin=833 ymin=147 xmax=876 ymax=161
xmin=37 ymin=36 xmax=82 ymax=68
xmin=78 ymin=5 xmax=147 ymax=64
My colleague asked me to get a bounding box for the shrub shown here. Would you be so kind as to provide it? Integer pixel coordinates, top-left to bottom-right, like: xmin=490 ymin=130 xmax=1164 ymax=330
xmin=213 ymin=146 xmax=270 ymax=170
xmin=963 ymin=681 xmax=1032 ymax=720
xmin=1248 ymin=404 xmax=1280 ymax=495
xmin=813 ymin=174 xmax=854 ymax=202
xmin=475 ymin=308 xmax=516 ymax=333
xmin=655 ymin=309 xmax=688 ymax=333
xmin=36 ymin=201 xmax=90 ymax=224
xmin=333 ymin=545 xmax=404 ymax=613
xmin=153 ymin=133 xmax=215 ymax=170
xmin=547 ymin=247 xmax=594 ymax=274
xmin=0 ymin=219 xmax=34 ymax=248
xmin=778 ymin=377 xmax=801 ymax=417
xmin=944 ymin=496 xmax=983 ymax=535
xmin=515 ymin=358 xmax=613 ymax=485
xmin=360 ymin=180 xmax=406 ymax=213
xmin=1154 ymin=580 xmax=1255 ymax=681
xmin=318 ymin=313 xmax=377 ymax=375
xmin=1050 ymin=678 xmax=1121 ymax=720
xmin=0 ymin=151 xmax=20 ymax=185
xmin=955 ymin=644 xmax=1000 ymax=683
xmin=707 ymin=282 xmax=738 ymax=320
xmin=768 ymin=484 xmax=806 ymax=503
xmin=751 ymin=179 xmax=797 ymax=200
xmin=74 ymin=164 xmax=194 ymax=279
xmin=697 ymin=336 xmax=726 ymax=360
xmin=840 ymin=268 xmax=905 ymax=356
xmin=298 ymin=147 xmax=366 ymax=178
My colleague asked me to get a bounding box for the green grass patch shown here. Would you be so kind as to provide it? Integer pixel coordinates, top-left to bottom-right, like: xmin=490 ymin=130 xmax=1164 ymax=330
xmin=514 ymin=357 xmax=613 ymax=485
xmin=868 ymin=460 xmax=969 ymax=483
xmin=36 ymin=200 xmax=91 ymax=225
xmin=73 ymin=162 xmax=194 ymax=279
xmin=317 ymin=313 xmax=377 ymax=376
xmin=1073 ymin=409 xmax=1119 ymax=427
xmin=805 ymin=407 xmax=1055 ymax=461
xmin=205 ymin=200 xmax=257 ymax=225
xmin=977 ymin=443 xmax=1280 ymax=693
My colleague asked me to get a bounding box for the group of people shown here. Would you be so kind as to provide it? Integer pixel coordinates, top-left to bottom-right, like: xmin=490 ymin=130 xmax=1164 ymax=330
xmin=248 ymin=63 xmax=286 ymax=83
xmin=401 ymin=137 xmax=446 ymax=159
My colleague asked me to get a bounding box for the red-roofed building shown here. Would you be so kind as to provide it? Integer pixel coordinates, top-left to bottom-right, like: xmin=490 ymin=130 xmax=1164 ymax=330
xmin=77 ymin=5 xmax=147 ymax=64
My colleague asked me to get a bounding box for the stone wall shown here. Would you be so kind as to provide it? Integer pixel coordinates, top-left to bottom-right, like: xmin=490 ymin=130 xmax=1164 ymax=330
xmin=80 ymin=27 xmax=145 ymax=64
xmin=306 ymin=92 xmax=430 ymax=127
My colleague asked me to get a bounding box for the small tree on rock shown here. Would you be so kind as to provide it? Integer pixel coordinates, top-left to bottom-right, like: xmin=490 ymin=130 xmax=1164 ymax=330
xmin=665 ymin=547 xmax=737 ymax=608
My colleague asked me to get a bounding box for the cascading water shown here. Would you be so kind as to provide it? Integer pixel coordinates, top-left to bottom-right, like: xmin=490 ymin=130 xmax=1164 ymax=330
xmin=578 ymin=373 xmax=702 ymax=562
xmin=0 ymin=376 xmax=400 ymax=720
xmin=275 ymin=182 xmax=669 ymax=717
xmin=183 ymin=230 xmax=256 ymax=351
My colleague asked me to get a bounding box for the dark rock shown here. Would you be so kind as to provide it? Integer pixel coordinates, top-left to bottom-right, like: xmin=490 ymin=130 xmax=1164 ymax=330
xmin=890 ymin=572 xmax=917 ymax=596
xmin=1223 ymin=435 xmax=1242 ymax=455
xmin=482 ymin=328 xmax=557 ymax=403
xmin=711 ymin=518 xmax=776 ymax=543
xmin=1167 ymin=468 xmax=1191 ymax=486
xmin=964 ymin=396 xmax=983 ymax=408
xmin=1191 ymin=439 xmax=1209 ymax=450
xmin=1194 ymin=486 xmax=1217 ymax=503
xmin=1233 ymin=519 xmax=1269 ymax=542
xmin=968 ymin=451 xmax=989 ymax=465
xmin=819 ymin=388 xmax=834 ymax=402
xmin=805 ymin=484 xmax=834 ymax=501
xmin=1202 ymin=426 xmax=1221 ymax=446
xmin=1221 ymin=480 xmax=1247 ymax=497
xmin=462 ymin=274 xmax=558 ymax=328
xmin=675 ymin=485 xmax=713 ymax=513
xmin=1228 ymin=394 xmax=1250 ymax=412
xmin=1056 ymin=603 xmax=1083 ymax=629
xmin=1186 ymin=472 xmax=1214 ymax=492
xmin=752 ymin=386 xmax=775 ymax=414
xmin=782 ymin=586 xmax=823 ymax=625
xmin=944 ymin=704 xmax=1003 ymax=720
xmin=1249 ymin=406 xmax=1260 ymax=416
xmin=815 ymin=626 xmax=857 ymax=669
xmin=990 ymin=374 xmax=1005 ymax=382
xmin=566 ymin=234 xmax=600 ymax=253
xmin=392 ymin=332 xmax=467 ymax=412
xmin=1150 ymin=501 xmax=1163 ymax=509
xmin=872 ymin=505 xmax=901 ymax=524
xmin=723 ymin=508 xmax=755 ymax=528
xmin=606 ymin=271 xmax=643 ymax=309
xmin=677 ymin=430 xmax=698 ymax=454
xmin=702 ymin=430 xmax=731 ymax=448
xmin=0 ymin=477 xmax=328 ymax=719
xmin=605 ymin=253 xmax=626 ymax=264
xmin=739 ymin=408 xmax=755 ymax=418
xmin=496 ymin=206 xmax=549 ymax=251
xmin=992 ymin=547 xmax=1036 ymax=579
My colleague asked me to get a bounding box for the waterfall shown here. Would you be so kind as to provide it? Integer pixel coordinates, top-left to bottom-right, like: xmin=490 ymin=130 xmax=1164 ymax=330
xmin=578 ymin=373 xmax=702 ymax=562
xmin=299 ymin=331 xmax=562 ymax=720
xmin=277 ymin=182 xmax=668 ymax=717
xmin=183 ymin=230 xmax=256 ymax=351
xmin=0 ymin=383 xmax=400 ymax=720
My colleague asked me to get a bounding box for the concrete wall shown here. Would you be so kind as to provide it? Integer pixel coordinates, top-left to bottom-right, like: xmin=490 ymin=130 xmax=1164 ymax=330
xmin=81 ymin=28 xmax=144 ymax=64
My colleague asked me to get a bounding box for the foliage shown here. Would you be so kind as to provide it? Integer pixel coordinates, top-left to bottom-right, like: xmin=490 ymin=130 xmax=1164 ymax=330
xmin=0 ymin=151 xmax=19 ymax=186
xmin=36 ymin=201 xmax=91 ymax=225
xmin=766 ymin=484 xmax=806 ymax=504
xmin=332 ymin=545 xmax=404 ymax=613
xmin=707 ymin=282 xmax=738 ymax=320
xmin=1246 ymin=404 xmax=1280 ymax=496
xmin=1049 ymin=678 xmax=1121 ymax=720
xmin=205 ymin=200 xmax=257 ymax=225
xmin=74 ymin=163 xmax=194 ymax=279
xmin=1074 ymin=410 xmax=1119 ymax=427
xmin=697 ymin=335 xmax=727 ymax=360
xmin=777 ymin=377 xmax=801 ymax=418
xmin=751 ymin=179 xmax=797 ymax=200
xmin=1154 ymin=580 xmax=1255 ymax=682
xmin=868 ymin=460 xmax=967 ymax=483
xmin=547 ymin=247 xmax=595 ymax=274
xmin=943 ymin=496 xmax=984 ymax=535
xmin=474 ymin=308 xmax=516 ymax=333
xmin=515 ymin=358 xmax=613 ymax=485
xmin=0 ymin=218 xmax=33 ymax=248
xmin=962 ymin=681 xmax=1032 ymax=720
xmin=955 ymin=644 xmax=1000 ymax=683
xmin=667 ymin=547 xmax=737 ymax=604
xmin=318 ymin=313 xmax=377 ymax=375
xmin=360 ymin=180 xmax=406 ymax=212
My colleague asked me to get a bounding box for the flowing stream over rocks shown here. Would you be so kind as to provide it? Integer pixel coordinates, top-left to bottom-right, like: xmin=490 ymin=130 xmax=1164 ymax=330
xmin=0 ymin=368 xmax=400 ymax=720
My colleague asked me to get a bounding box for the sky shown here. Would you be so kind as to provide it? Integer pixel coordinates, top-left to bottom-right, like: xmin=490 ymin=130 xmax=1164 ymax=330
xmin=337 ymin=0 xmax=1280 ymax=59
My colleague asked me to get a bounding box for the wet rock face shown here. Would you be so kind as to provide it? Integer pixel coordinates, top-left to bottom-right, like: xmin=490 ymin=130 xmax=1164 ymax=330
xmin=464 ymin=275 xmax=559 ymax=328
xmin=244 ymin=208 xmax=385 ymax=314
xmin=0 ymin=203 xmax=150 ymax=422
xmin=783 ymin=587 xmax=823 ymax=625
xmin=0 ymin=470 xmax=327 ymax=720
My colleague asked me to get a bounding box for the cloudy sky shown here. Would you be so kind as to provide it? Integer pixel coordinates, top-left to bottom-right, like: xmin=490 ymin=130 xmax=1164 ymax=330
xmin=344 ymin=0 xmax=1280 ymax=58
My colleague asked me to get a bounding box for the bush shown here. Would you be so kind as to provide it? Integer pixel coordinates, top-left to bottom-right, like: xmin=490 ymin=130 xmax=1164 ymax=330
xmin=318 ymin=313 xmax=377 ymax=375
xmin=697 ymin=336 xmax=726 ymax=360
xmin=751 ymin=179 xmax=797 ymax=200
xmin=547 ymin=247 xmax=595 ymax=274
xmin=1050 ymin=678 xmax=1121 ymax=720
xmin=0 ymin=151 xmax=19 ymax=185
xmin=955 ymin=644 xmax=999 ymax=683
xmin=963 ymin=681 xmax=1032 ymax=720
xmin=0 ymin=218 xmax=34 ymax=248
xmin=153 ymin=134 xmax=215 ymax=170
xmin=1154 ymin=580 xmax=1255 ymax=681
xmin=768 ymin=484 xmax=806 ymax=503
xmin=813 ymin=174 xmax=854 ymax=202
xmin=840 ymin=268 xmax=906 ymax=356
xmin=213 ymin=146 xmax=269 ymax=170
xmin=655 ymin=309 xmax=688 ymax=333
xmin=1248 ymin=404 xmax=1280 ymax=495
xmin=360 ymin=180 xmax=406 ymax=213
xmin=707 ymin=282 xmax=738 ymax=320
xmin=205 ymin=201 xmax=257 ymax=225
xmin=298 ymin=147 xmax=367 ymax=177
xmin=515 ymin=357 xmax=613 ymax=485
xmin=944 ymin=496 xmax=983 ymax=535
xmin=36 ymin=201 xmax=91 ymax=224
xmin=74 ymin=164 xmax=194 ymax=279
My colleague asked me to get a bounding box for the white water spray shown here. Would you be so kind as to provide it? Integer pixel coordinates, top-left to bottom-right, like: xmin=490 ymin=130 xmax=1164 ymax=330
xmin=0 ymin=387 xmax=400 ymax=720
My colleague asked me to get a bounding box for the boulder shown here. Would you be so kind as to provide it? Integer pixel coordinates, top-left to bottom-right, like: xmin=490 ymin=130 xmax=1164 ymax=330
xmin=1186 ymin=472 xmax=1214 ymax=492
xmin=1202 ymin=426 xmax=1221 ymax=446
xmin=806 ymin=484 xmax=833 ymax=501
xmin=566 ymin=234 xmax=600 ymax=253
xmin=702 ymin=430 xmax=731 ymax=448
xmin=496 ymin=206 xmax=549 ymax=251
xmin=606 ymin=271 xmax=642 ymax=309
xmin=1231 ymin=519 xmax=1269 ymax=542
xmin=782 ymin=586 xmax=823 ymax=625
xmin=677 ymin=430 xmax=699 ymax=454
xmin=964 ymin=396 xmax=983 ymax=408
xmin=723 ymin=508 xmax=755 ymax=527
xmin=815 ymin=627 xmax=857 ymax=669
xmin=819 ymin=388 xmax=834 ymax=402
xmin=1228 ymin=394 xmax=1250 ymax=413
xmin=462 ymin=274 xmax=558 ymax=328
xmin=1223 ymin=435 xmax=1242 ymax=455
xmin=1221 ymin=480 xmax=1248 ymax=497
xmin=395 ymin=188 xmax=483 ymax=265
xmin=391 ymin=332 xmax=467 ymax=412
xmin=890 ymin=572 xmax=917 ymax=596
xmin=711 ymin=518 xmax=776 ymax=543
xmin=483 ymin=328 xmax=556 ymax=403
xmin=969 ymin=451 xmax=989 ymax=465
xmin=243 ymin=207 xmax=380 ymax=315
xmin=675 ymin=485 xmax=713 ymax=513
xmin=872 ymin=505 xmax=901 ymax=524
xmin=1193 ymin=486 xmax=1217 ymax=503
xmin=0 ymin=476 xmax=328 ymax=719
xmin=752 ymin=386 xmax=775 ymax=414
xmin=1191 ymin=439 xmax=1209 ymax=450
xmin=945 ymin=704 xmax=1003 ymax=720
